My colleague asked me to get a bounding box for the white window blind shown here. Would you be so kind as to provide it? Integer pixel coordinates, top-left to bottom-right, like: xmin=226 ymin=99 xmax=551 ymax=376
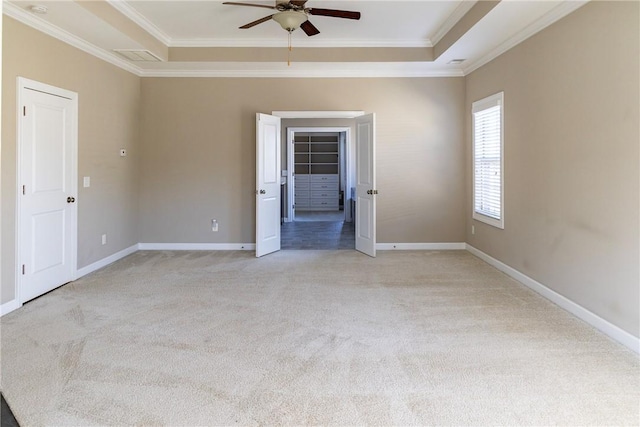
xmin=472 ymin=92 xmax=504 ymax=229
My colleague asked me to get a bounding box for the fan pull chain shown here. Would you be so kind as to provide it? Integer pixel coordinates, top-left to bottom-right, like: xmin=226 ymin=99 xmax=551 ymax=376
xmin=287 ymin=30 xmax=292 ymax=66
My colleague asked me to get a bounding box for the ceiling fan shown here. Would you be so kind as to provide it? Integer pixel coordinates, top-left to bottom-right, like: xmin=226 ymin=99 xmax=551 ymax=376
xmin=222 ymin=0 xmax=361 ymax=36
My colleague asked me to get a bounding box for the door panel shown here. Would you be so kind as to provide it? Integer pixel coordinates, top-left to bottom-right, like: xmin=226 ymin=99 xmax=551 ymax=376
xmin=355 ymin=113 xmax=376 ymax=257
xmin=256 ymin=113 xmax=281 ymax=257
xmin=20 ymin=83 xmax=77 ymax=302
xmin=32 ymin=210 xmax=65 ymax=273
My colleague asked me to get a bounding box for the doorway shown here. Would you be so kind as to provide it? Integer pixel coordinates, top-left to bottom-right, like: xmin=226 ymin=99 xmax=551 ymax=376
xmin=286 ymin=127 xmax=351 ymax=222
xmin=256 ymin=110 xmax=376 ymax=256
xmin=282 ymin=126 xmax=354 ymax=249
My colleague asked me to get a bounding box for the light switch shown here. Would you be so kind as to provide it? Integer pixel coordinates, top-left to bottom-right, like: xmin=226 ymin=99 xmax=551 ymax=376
xmin=83 ymin=176 xmax=90 ymax=188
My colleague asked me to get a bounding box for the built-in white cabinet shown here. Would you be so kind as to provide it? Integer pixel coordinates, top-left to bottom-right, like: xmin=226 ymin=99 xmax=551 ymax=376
xmin=293 ymin=134 xmax=339 ymax=211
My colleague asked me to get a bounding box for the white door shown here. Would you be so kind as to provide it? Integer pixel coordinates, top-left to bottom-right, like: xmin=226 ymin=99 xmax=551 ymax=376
xmin=255 ymin=113 xmax=281 ymax=257
xmin=355 ymin=113 xmax=376 ymax=257
xmin=19 ymin=79 xmax=77 ymax=302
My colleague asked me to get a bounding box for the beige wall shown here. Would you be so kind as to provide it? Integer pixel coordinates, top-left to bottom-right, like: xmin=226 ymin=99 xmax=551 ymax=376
xmin=465 ymin=1 xmax=640 ymax=336
xmin=1 ymin=17 xmax=141 ymax=304
xmin=139 ymin=78 xmax=466 ymax=244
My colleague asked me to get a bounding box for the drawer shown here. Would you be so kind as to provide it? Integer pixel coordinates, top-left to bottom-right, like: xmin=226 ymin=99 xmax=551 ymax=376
xmin=311 ymin=190 xmax=338 ymax=199
xmin=294 ymin=181 xmax=310 ymax=190
xmin=310 ymin=198 xmax=339 ymax=208
xmin=311 ymin=182 xmax=338 ymax=191
xmin=294 ymin=175 xmax=310 ymax=182
xmin=294 ymin=190 xmax=309 ymax=199
xmin=311 ymin=174 xmax=338 ymax=183
xmin=295 ymin=199 xmax=310 ymax=207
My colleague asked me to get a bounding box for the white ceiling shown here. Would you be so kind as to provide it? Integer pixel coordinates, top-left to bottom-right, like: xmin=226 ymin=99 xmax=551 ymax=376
xmin=122 ymin=1 xmax=462 ymax=47
xmin=4 ymin=0 xmax=589 ymax=77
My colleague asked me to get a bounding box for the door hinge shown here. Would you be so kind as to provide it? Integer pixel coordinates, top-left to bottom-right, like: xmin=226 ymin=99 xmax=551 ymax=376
xmin=22 ymin=185 xmax=26 ymax=195
xmin=22 ymin=264 xmax=25 ymax=275
xmin=23 ymin=106 xmax=26 ymax=116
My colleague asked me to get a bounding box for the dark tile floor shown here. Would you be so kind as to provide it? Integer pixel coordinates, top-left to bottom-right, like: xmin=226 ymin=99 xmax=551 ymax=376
xmin=281 ymin=220 xmax=355 ymax=250
xmin=1 ymin=394 xmax=19 ymax=427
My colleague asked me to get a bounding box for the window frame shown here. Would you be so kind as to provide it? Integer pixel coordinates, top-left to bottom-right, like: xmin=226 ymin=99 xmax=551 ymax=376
xmin=472 ymin=91 xmax=504 ymax=229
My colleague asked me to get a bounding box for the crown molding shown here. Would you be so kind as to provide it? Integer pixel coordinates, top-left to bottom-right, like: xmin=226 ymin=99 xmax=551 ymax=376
xmin=430 ymin=0 xmax=477 ymax=46
xmin=2 ymin=1 xmax=459 ymax=80
xmin=138 ymin=66 xmax=464 ymax=79
xmin=106 ymin=0 xmax=172 ymax=46
xmin=462 ymin=0 xmax=589 ymax=76
xmin=169 ymin=38 xmax=433 ymax=48
xmin=3 ymin=1 xmax=143 ymax=76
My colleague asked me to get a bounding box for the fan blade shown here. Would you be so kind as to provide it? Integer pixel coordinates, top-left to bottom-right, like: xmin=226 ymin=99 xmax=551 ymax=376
xmin=239 ymin=14 xmax=274 ymax=29
xmin=300 ymin=20 xmax=320 ymax=36
xmin=290 ymin=0 xmax=308 ymax=7
xmin=307 ymin=8 xmax=361 ymax=20
xmin=223 ymin=2 xmax=277 ymax=10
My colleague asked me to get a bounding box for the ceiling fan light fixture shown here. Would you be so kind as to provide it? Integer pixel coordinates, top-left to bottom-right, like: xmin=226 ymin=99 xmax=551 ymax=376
xmin=273 ymin=11 xmax=307 ymax=32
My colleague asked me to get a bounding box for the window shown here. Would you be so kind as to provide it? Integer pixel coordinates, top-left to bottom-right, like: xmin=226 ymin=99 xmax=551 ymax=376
xmin=472 ymin=92 xmax=504 ymax=229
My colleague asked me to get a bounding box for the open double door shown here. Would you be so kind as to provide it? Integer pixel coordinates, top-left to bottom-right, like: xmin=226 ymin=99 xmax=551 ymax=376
xmin=255 ymin=113 xmax=376 ymax=258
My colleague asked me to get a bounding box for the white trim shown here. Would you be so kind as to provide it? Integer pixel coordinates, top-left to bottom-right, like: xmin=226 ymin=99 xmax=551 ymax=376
xmin=3 ymin=2 xmax=142 ymax=76
xmin=430 ymin=0 xmax=478 ymax=45
xmin=377 ymin=243 xmax=466 ymax=250
xmin=75 ymin=244 xmax=139 ymax=279
xmin=138 ymin=68 xmax=464 ymax=79
xmin=169 ymin=39 xmax=432 ymax=48
xmin=274 ymin=111 xmax=365 ymax=119
xmin=138 ymin=243 xmax=256 ymax=251
xmin=466 ymin=244 xmax=640 ymax=354
xmin=0 ymin=299 xmax=22 ymax=317
xmin=105 ymin=0 xmax=172 ymax=46
xmin=462 ymin=1 xmax=589 ymax=76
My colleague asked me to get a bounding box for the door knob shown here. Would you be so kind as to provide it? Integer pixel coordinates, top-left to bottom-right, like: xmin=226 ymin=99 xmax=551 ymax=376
xmin=67 ymin=196 xmax=75 ymax=203
xmin=259 ymin=189 xmax=266 ymax=194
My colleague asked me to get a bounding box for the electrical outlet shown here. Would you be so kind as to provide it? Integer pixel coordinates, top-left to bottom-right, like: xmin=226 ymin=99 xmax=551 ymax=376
xmin=211 ymin=219 xmax=218 ymax=232
xmin=102 ymin=234 xmax=107 ymax=245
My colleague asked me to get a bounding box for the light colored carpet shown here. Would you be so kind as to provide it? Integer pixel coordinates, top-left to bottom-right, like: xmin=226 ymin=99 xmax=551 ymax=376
xmin=1 ymin=250 xmax=638 ymax=425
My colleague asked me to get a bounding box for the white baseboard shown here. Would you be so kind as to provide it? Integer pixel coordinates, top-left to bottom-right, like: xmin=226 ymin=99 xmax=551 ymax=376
xmin=466 ymin=244 xmax=640 ymax=353
xmin=0 ymin=298 xmax=22 ymax=316
xmin=377 ymin=242 xmax=466 ymax=250
xmin=138 ymin=243 xmax=256 ymax=251
xmin=75 ymin=244 xmax=139 ymax=279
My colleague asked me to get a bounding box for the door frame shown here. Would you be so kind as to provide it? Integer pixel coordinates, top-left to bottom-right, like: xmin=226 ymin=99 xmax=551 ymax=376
xmin=272 ymin=111 xmax=365 ymax=224
xmin=286 ymin=127 xmax=351 ymax=223
xmin=16 ymin=77 xmax=79 ymax=304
